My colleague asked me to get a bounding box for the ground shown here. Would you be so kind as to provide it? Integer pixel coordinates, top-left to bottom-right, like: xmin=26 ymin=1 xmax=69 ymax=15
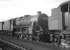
xmin=0 ymin=34 xmax=69 ymax=50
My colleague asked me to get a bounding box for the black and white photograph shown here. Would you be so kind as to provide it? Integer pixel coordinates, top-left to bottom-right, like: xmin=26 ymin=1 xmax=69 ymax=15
xmin=0 ymin=0 xmax=70 ymax=50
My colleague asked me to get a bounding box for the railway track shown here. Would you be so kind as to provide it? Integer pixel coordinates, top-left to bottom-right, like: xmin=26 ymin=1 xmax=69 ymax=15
xmin=0 ymin=35 xmax=32 ymax=50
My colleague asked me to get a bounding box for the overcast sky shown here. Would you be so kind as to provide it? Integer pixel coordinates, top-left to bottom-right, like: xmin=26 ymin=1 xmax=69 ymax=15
xmin=0 ymin=0 xmax=68 ymax=21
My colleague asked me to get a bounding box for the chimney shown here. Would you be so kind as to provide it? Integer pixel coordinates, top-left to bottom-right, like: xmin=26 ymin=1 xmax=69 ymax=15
xmin=37 ymin=11 xmax=42 ymax=16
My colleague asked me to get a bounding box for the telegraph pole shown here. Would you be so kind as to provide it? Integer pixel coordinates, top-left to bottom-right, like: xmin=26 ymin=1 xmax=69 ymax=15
xmin=2 ymin=22 xmax=4 ymax=31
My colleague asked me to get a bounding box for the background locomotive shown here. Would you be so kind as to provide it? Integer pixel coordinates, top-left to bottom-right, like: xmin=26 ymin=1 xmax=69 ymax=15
xmin=49 ymin=1 xmax=70 ymax=44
